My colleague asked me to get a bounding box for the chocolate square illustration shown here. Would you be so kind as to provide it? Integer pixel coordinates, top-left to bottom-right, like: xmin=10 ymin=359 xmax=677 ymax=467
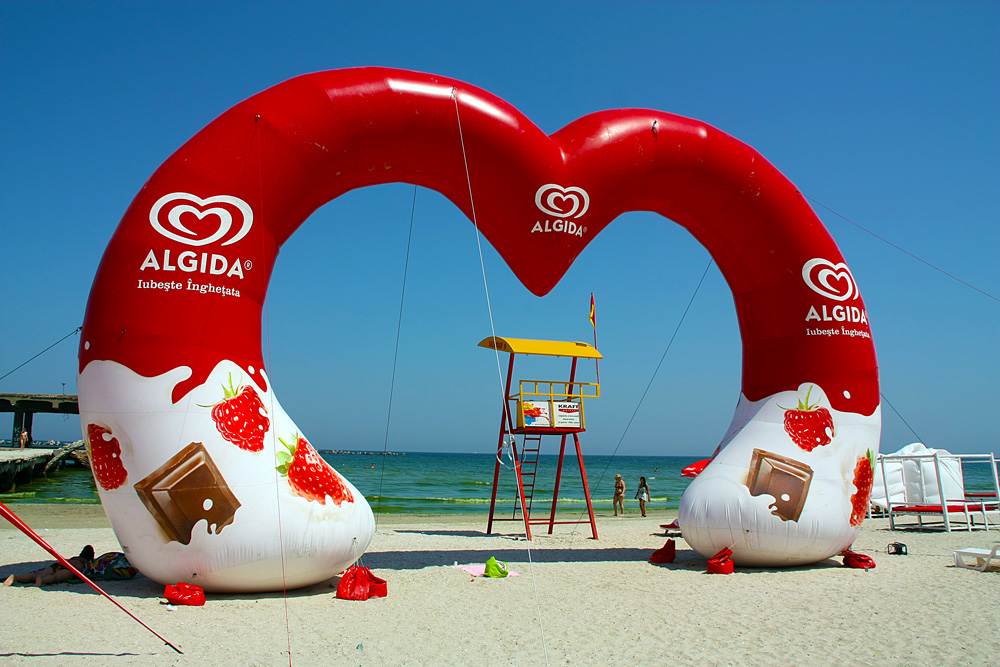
xmin=134 ymin=442 xmax=240 ymax=545
xmin=747 ymin=448 xmax=813 ymax=522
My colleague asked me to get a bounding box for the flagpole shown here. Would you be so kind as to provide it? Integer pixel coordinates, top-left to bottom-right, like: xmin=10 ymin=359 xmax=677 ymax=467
xmin=590 ymin=292 xmax=600 ymax=384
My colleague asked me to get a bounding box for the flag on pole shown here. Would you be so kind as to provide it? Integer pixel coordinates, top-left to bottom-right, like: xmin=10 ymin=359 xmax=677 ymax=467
xmin=589 ymin=292 xmax=600 ymax=384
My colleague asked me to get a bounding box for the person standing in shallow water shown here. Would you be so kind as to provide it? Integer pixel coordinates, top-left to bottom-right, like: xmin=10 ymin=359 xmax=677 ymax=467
xmin=613 ymin=474 xmax=626 ymax=516
xmin=635 ymin=476 xmax=650 ymax=517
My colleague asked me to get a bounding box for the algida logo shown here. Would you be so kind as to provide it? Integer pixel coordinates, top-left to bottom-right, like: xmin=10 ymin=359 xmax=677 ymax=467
xmin=531 ymin=184 xmax=589 ymax=237
xmin=802 ymin=258 xmax=869 ymax=338
xmin=140 ymin=193 xmax=253 ymax=282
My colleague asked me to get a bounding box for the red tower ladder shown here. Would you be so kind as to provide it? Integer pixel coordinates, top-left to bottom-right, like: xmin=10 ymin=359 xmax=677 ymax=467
xmin=512 ymin=434 xmax=542 ymax=520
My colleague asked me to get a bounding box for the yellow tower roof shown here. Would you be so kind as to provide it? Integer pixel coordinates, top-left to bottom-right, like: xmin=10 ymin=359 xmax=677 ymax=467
xmin=477 ymin=336 xmax=602 ymax=359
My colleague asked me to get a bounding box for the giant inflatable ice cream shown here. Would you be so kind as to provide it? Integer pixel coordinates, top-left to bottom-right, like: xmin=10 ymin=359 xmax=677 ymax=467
xmin=80 ymin=68 xmax=880 ymax=590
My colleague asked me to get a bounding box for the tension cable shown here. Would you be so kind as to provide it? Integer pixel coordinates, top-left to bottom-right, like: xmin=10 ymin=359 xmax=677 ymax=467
xmin=0 ymin=326 xmax=82 ymax=382
xmin=452 ymin=87 xmax=551 ymax=667
xmin=375 ymin=184 xmax=419 ymax=528
xmin=805 ymin=194 xmax=1000 ymax=304
xmin=572 ymin=259 xmax=714 ymax=531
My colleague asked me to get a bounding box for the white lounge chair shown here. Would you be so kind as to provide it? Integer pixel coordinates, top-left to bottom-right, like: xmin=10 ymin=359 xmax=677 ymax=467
xmin=953 ymin=544 xmax=1000 ymax=571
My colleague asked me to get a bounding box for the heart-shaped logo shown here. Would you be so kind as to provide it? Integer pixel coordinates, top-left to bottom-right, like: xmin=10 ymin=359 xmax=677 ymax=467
xmin=535 ymin=184 xmax=589 ymax=219
xmin=149 ymin=193 xmax=253 ymax=247
xmin=802 ymin=258 xmax=857 ymax=301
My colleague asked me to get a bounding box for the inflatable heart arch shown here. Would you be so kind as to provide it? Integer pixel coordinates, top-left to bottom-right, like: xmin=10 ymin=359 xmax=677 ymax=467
xmin=79 ymin=67 xmax=880 ymax=590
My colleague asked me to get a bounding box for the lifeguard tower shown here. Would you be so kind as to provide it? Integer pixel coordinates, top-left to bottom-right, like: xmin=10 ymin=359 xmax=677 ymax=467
xmin=479 ymin=336 xmax=602 ymax=540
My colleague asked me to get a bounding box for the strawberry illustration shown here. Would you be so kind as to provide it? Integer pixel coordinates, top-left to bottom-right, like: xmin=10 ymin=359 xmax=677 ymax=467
xmin=205 ymin=373 xmax=270 ymax=452
xmin=276 ymin=434 xmax=354 ymax=506
xmin=781 ymin=386 xmax=835 ymax=451
xmin=849 ymin=449 xmax=875 ymax=526
xmin=86 ymin=423 xmax=127 ymax=490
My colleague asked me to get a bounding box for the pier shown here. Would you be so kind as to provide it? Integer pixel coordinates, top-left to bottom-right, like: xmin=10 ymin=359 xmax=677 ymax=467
xmin=0 ymin=442 xmax=88 ymax=493
xmin=0 ymin=448 xmax=53 ymax=493
xmin=1 ymin=393 xmax=84 ymax=491
xmin=1 ymin=393 xmax=79 ymax=447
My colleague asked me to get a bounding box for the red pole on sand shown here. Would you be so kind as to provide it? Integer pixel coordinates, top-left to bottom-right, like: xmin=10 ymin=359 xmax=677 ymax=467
xmin=0 ymin=501 xmax=183 ymax=655
xmin=573 ymin=433 xmax=599 ymax=539
xmin=487 ymin=352 xmax=517 ymax=535
xmin=548 ymin=357 xmax=578 ymax=534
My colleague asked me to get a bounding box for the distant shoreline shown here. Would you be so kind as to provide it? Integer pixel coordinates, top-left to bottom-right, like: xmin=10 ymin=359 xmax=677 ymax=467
xmin=321 ymin=450 xmax=405 ymax=456
xmin=0 ymin=501 xmax=676 ymax=522
xmin=2 ymin=503 xmax=672 ymax=528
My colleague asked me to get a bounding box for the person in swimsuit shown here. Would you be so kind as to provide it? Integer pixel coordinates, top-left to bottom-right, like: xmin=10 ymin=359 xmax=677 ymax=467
xmin=613 ymin=474 xmax=626 ymax=516
xmin=635 ymin=476 xmax=650 ymax=517
xmin=4 ymin=545 xmax=137 ymax=586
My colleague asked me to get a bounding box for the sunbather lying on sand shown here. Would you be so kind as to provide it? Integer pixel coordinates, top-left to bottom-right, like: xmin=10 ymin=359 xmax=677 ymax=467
xmin=4 ymin=545 xmax=138 ymax=586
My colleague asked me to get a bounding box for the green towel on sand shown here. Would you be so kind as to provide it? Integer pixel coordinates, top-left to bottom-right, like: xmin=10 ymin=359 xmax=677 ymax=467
xmin=484 ymin=556 xmax=509 ymax=578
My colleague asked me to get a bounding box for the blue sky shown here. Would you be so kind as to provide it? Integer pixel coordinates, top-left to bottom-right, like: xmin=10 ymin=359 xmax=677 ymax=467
xmin=2 ymin=2 xmax=998 ymax=456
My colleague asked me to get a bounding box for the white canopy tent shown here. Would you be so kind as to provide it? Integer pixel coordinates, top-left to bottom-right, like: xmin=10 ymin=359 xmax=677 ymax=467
xmin=872 ymin=443 xmax=999 ymax=532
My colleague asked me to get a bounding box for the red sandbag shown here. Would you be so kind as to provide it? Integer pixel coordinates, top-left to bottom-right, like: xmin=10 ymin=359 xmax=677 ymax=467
xmin=707 ymin=547 xmax=734 ymax=574
xmin=164 ymin=582 xmax=205 ymax=606
xmin=337 ymin=565 xmax=387 ymax=600
xmin=649 ymin=539 xmax=676 ymax=564
xmin=841 ymin=549 xmax=876 ymax=569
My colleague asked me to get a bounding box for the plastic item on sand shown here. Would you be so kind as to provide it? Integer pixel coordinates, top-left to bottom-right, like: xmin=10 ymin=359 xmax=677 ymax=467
xmin=483 ymin=556 xmax=509 ymax=578
xmin=649 ymin=539 xmax=676 ymax=564
xmin=707 ymin=547 xmax=735 ymax=574
xmin=164 ymin=582 xmax=205 ymax=606
xmin=841 ymin=549 xmax=876 ymax=569
xmin=886 ymin=542 xmax=907 ymax=555
xmin=336 ymin=565 xmax=387 ymax=600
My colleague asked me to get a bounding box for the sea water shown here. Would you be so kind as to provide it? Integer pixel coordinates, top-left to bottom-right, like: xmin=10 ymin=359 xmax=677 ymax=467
xmin=0 ymin=449 xmax=698 ymax=514
xmin=6 ymin=449 xmax=999 ymax=516
xmin=350 ymin=452 xmax=693 ymax=515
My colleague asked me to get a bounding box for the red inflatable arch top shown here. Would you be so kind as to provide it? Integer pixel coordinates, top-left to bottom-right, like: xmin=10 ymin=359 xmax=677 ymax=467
xmin=78 ymin=68 xmax=880 ymax=590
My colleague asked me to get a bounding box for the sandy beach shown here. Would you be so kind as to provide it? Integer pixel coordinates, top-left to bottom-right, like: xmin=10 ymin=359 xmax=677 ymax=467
xmin=2 ymin=505 xmax=998 ymax=666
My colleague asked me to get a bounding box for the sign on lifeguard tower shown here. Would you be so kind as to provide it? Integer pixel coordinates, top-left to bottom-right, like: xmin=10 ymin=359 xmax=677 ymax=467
xmin=479 ymin=336 xmax=601 ymax=539
xmin=518 ymin=398 xmax=584 ymax=429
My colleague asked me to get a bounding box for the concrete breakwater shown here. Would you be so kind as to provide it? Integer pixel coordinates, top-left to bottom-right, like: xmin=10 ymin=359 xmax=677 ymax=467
xmin=0 ymin=441 xmax=87 ymax=493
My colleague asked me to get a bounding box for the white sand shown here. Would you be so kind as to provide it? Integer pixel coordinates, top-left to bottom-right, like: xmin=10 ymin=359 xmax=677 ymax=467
xmin=2 ymin=505 xmax=999 ymax=666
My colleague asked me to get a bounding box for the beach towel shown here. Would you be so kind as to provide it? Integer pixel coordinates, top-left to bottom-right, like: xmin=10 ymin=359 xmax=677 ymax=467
xmin=51 ymin=551 xmax=138 ymax=583
xmin=452 ymin=563 xmax=520 ymax=577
